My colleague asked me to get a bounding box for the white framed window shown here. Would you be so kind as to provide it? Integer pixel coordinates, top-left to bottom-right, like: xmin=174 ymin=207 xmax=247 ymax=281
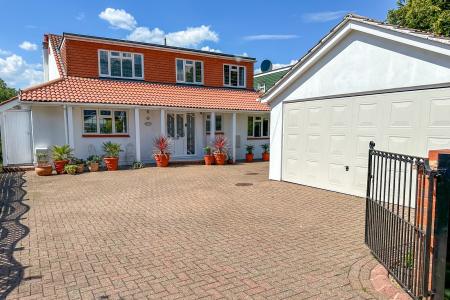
xmin=205 ymin=114 xmax=223 ymax=133
xmin=98 ymin=50 xmax=144 ymax=79
xmin=224 ymin=64 xmax=246 ymax=88
xmin=83 ymin=109 xmax=128 ymax=135
xmin=176 ymin=59 xmax=203 ymax=84
xmin=248 ymin=116 xmax=269 ymax=138
xmin=257 ymin=83 xmax=266 ymax=93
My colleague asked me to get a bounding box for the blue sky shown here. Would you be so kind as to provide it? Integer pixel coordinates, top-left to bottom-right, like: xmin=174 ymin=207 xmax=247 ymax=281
xmin=0 ymin=0 xmax=397 ymax=89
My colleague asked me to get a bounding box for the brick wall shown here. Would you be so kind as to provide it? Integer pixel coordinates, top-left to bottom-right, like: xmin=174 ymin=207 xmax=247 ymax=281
xmin=62 ymin=38 xmax=254 ymax=89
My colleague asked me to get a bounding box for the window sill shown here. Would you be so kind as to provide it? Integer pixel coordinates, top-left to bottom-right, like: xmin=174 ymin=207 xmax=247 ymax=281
xmin=247 ymin=137 xmax=269 ymax=140
xmin=82 ymin=134 xmax=130 ymax=138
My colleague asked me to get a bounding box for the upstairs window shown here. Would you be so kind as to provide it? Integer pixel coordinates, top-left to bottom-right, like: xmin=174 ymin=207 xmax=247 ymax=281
xmin=98 ymin=50 xmax=143 ymax=79
xmin=176 ymin=59 xmax=203 ymax=84
xmin=224 ymin=64 xmax=246 ymax=88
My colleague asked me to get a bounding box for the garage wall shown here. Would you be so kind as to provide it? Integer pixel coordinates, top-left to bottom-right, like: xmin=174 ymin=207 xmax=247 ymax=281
xmin=278 ymin=31 xmax=450 ymax=103
xmin=281 ymin=87 xmax=450 ymax=197
xmin=32 ymin=105 xmax=66 ymax=157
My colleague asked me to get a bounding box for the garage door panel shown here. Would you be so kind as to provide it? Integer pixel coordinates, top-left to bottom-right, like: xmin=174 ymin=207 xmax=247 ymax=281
xmin=389 ymin=101 xmax=415 ymax=127
xmin=427 ymin=137 xmax=450 ymax=150
xmin=387 ymin=136 xmax=412 ymax=154
xmin=428 ymin=98 xmax=450 ymax=127
xmin=330 ymin=105 xmax=351 ymax=127
xmin=357 ymin=103 xmax=379 ymax=127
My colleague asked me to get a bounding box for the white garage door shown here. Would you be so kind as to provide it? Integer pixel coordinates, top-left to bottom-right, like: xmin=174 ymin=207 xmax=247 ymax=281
xmin=3 ymin=110 xmax=33 ymax=165
xmin=282 ymin=87 xmax=450 ymax=197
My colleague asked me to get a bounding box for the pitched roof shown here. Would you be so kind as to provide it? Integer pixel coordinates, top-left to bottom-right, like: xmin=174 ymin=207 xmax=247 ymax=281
xmin=254 ymin=67 xmax=291 ymax=92
xmin=261 ymin=14 xmax=450 ymax=103
xmin=19 ymin=76 xmax=268 ymax=111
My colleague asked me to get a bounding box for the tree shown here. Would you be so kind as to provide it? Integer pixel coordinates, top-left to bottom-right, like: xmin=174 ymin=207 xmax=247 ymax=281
xmin=387 ymin=0 xmax=450 ymax=37
xmin=0 ymin=79 xmax=17 ymax=103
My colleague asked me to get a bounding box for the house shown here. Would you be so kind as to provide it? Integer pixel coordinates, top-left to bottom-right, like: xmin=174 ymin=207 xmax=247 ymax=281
xmin=261 ymin=14 xmax=450 ymax=197
xmin=254 ymin=65 xmax=291 ymax=93
xmin=0 ymin=33 xmax=270 ymax=166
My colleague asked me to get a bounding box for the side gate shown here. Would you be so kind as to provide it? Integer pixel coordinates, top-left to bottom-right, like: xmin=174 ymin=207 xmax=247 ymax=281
xmin=365 ymin=142 xmax=450 ymax=300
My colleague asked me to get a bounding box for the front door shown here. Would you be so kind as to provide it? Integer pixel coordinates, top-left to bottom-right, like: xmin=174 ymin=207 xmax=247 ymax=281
xmin=167 ymin=112 xmax=195 ymax=156
xmin=4 ymin=110 xmax=33 ymax=165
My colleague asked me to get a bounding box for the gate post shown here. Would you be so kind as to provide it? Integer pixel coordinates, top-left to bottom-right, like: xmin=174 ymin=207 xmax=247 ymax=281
xmin=432 ymin=153 xmax=450 ymax=300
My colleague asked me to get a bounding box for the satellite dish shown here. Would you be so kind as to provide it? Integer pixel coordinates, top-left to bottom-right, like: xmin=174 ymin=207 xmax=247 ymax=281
xmin=260 ymin=59 xmax=273 ymax=72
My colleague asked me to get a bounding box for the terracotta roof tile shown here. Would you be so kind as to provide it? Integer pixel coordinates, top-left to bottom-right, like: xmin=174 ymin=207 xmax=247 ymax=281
xmin=20 ymin=77 xmax=269 ymax=111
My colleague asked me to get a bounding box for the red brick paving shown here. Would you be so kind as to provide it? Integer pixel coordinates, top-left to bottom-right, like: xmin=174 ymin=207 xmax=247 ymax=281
xmin=5 ymin=162 xmax=402 ymax=299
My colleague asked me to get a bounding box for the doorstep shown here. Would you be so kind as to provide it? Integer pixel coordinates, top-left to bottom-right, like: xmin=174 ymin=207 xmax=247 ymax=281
xmin=2 ymin=164 xmax=35 ymax=172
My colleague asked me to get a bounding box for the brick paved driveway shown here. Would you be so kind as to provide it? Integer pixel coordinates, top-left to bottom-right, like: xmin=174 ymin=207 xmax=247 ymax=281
xmin=6 ymin=162 xmax=389 ymax=299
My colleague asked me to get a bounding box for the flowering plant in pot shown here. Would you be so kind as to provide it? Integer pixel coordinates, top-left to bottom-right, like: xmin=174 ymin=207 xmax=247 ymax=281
xmin=71 ymin=158 xmax=85 ymax=173
xmin=102 ymin=141 xmax=122 ymax=171
xmin=203 ymin=146 xmax=214 ymax=165
xmin=153 ymin=136 xmax=171 ymax=167
xmin=245 ymin=145 xmax=254 ymax=162
xmin=35 ymin=152 xmax=53 ymax=176
xmin=51 ymin=145 xmax=73 ymax=174
xmin=261 ymin=144 xmax=270 ymax=161
xmin=64 ymin=164 xmax=78 ymax=175
xmin=87 ymin=155 xmax=101 ymax=172
xmin=213 ymin=135 xmax=228 ymax=165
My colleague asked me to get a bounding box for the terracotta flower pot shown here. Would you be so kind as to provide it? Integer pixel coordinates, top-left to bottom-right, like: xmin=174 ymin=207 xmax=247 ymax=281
xmin=262 ymin=152 xmax=270 ymax=161
xmin=76 ymin=164 xmax=85 ymax=173
xmin=88 ymin=162 xmax=99 ymax=172
xmin=246 ymin=153 xmax=254 ymax=162
xmin=103 ymin=157 xmax=119 ymax=171
xmin=54 ymin=160 xmax=69 ymax=174
xmin=154 ymin=154 xmax=170 ymax=167
xmin=214 ymin=153 xmax=227 ymax=165
xmin=35 ymin=165 xmax=53 ymax=176
xmin=204 ymin=155 xmax=215 ymax=165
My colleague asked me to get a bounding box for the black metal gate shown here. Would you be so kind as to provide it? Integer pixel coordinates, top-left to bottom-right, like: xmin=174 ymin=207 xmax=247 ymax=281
xmin=365 ymin=142 xmax=450 ymax=299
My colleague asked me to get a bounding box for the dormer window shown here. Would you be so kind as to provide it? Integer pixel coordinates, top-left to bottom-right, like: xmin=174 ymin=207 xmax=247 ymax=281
xmin=98 ymin=50 xmax=143 ymax=79
xmin=224 ymin=64 xmax=246 ymax=88
xmin=176 ymin=59 xmax=203 ymax=84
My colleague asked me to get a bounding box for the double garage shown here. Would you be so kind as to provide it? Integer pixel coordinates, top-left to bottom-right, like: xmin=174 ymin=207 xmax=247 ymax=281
xmin=265 ymin=16 xmax=450 ymax=197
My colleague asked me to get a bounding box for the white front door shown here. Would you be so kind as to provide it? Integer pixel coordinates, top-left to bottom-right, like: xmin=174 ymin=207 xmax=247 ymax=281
xmin=4 ymin=110 xmax=33 ymax=165
xmin=166 ymin=112 xmax=196 ymax=157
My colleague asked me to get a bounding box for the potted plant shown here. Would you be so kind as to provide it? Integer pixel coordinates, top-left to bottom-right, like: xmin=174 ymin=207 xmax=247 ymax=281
xmin=203 ymin=146 xmax=215 ymax=165
xmin=153 ymin=136 xmax=171 ymax=167
xmin=213 ymin=135 xmax=228 ymax=165
xmin=261 ymin=144 xmax=270 ymax=161
xmin=132 ymin=161 xmax=144 ymax=169
xmin=35 ymin=152 xmax=53 ymax=176
xmin=102 ymin=141 xmax=122 ymax=171
xmin=64 ymin=164 xmax=78 ymax=175
xmin=52 ymin=145 xmax=73 ymax=174
xmin=71 ymin=158 xmax=85 ymax=173
xmin=87 ymin=155 xmax=101 ymax=172
xmin=245 ymin=145 xmax=254 ymax=162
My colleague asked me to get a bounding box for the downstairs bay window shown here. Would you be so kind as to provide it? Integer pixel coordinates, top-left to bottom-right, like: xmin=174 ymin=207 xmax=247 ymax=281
xmin=83 ymin=109 xmax=128 ymax=136
xmin=248 ymin=116 xmax=269 ymax=138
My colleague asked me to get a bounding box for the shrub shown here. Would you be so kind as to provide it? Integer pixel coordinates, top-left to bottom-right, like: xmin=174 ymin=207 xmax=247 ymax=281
xmin=246 ymin=145 xmax=254 ymax=154
xmin=51 ymin=145 xmax=73 ymax=161
xmin=102 ymin=142 xmax=122 ymax=158
xmin=153 ymin=136 xmax=171 ymax=155
xmin=261 ymin=144 xmax=269 ymax=153
xmin=204 ymin=146 xmax=212 ymax=155
xmin=213 ymin=135 xmax=228 ymax=154
xmin=132 ymin=161 xmax=145 ymax=169
xmin=64 ymin=164 xmax=78 ymax=175
xmin=86 ymin=155 xmax=101 ymax=165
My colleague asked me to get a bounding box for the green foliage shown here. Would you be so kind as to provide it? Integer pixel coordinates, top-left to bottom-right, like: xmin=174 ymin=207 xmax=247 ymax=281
xmin=51 ymin=145 xmax=73 ymax=161
xmin=387 ymin=0 xmax=450 ymax=36
xmin=261 ymin=144 xmax=270 ymax=153
xmin=245 ymin=145 xmax=254 ymax=154
xmin=102 ymin=141 xmax=122 ymax=158
xmin=203 ymin=146 xmax=212 ymax=155
xmin=70 ymin=158 xmax=85 ymax=165
xmin=132 ymin=161 xmax=145 ymax=169
xmin=0 ymin=79 xmax=17 ymax=103
xmin=86 ymin=155 xmax=101 ymax=165
xmin=64 ymin=164 xmax=78 ymax=175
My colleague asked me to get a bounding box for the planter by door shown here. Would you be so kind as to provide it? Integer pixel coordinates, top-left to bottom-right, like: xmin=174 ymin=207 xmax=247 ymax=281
xmin=103 ymin=157 xmax=119 ymax=171
xmin=246 ymin=153 xmax=254 ymax=162
xmin=154 ymin=154 xmax=170 ymax=167
xmin=35 ymin=165 xmax=53 ymax=176
xmin=204 ymin=155 xmax=215 ymax=165
xmin=214 ymin=153 xmax=227 ymax=165
xmin=54 ymin=160 xmax=69 ymax=174
xmin=262 ymin=153 xmax=270 ymax=161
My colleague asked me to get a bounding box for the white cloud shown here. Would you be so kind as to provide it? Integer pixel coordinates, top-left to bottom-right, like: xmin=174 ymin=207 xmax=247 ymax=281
xmin=254 ymin=59 xmax=297 ymax=74
xmin=128 ymin=25 xmax=219 ymax=48
xmin=0 ymin=49 xmax=11 ymax=56
xmin=19 ymin=41 xmax=38 ymax=51
xmin=201 ymin=46 xmax=222 ymax=53
xmin=0 ymin=54 xmax=43 ymax=88
xmin=99 ymin=8 xmax=137 ymax=30
xmin=240 ymin=52 xmax=249 ymax=57
xmin=243 ymin=34 xmax=298 ymax=41
xmin=302 ymin=10 xmax=348 ymax=23
xmin=76 ymin=12 xmax=85 ymax=21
